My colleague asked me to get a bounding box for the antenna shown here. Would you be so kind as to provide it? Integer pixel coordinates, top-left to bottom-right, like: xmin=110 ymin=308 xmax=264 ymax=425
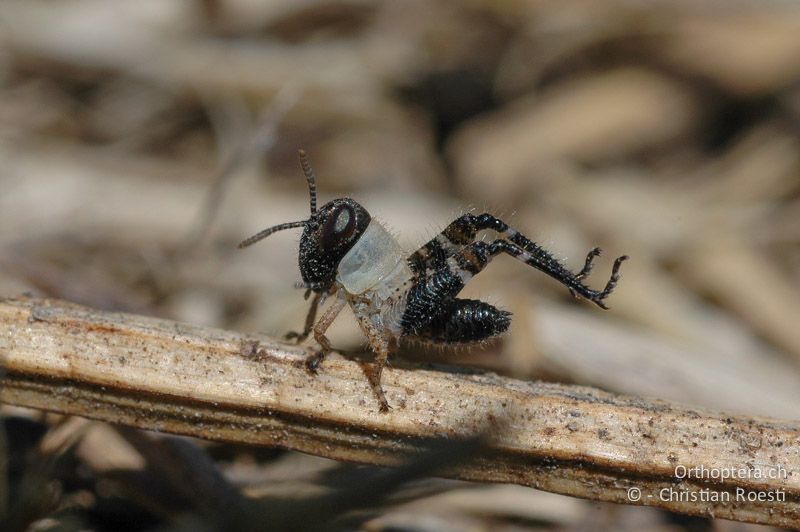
xmin=298 ymin=149 xmax=317 ymax=214
xmin=238 ymin=149 xmax=320 ymax=249
xmin=237 ymin=221 xmax=306 ymax=249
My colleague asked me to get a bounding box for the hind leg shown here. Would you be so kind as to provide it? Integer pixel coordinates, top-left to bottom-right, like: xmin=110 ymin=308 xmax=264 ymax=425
xmin=402 ymin=234 xmax=622 ymax=341
xmin=408 ymin=212 xmax=627 ymax=309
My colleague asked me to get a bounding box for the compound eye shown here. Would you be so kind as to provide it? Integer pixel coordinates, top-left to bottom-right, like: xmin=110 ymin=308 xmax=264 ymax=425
xmin=321 ymin=205 xmax=356 ymax=247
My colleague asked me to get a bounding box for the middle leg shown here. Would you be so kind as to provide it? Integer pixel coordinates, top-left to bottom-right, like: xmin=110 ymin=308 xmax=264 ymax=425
xmin=353 ymin=313 xmax=397 ymax=412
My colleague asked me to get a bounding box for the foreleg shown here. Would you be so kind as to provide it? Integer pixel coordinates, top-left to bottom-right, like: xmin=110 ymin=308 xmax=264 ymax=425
xmin=305 ymin=294 xmax=346 ymax=373
xmin=285 ymin=291 xmax=323 ymax=343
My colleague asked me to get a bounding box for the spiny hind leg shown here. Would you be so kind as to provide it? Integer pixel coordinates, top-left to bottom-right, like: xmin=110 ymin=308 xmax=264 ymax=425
xmin=408 ymin=212 xmax=513 ymax=275
xmin=451 ymin=237 xmax=626 ymax=309
xmin=410 ymin=212 xmax=627 ymax=308
xmin=483 ymin=239 xmax=627 ymax=309
xmin=306 ymin=295 xmax=346 ymax=373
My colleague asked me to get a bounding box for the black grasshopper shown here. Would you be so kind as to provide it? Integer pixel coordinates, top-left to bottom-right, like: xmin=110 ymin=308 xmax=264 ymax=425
xmin=240 ymin=151 xmax=628 ymax=411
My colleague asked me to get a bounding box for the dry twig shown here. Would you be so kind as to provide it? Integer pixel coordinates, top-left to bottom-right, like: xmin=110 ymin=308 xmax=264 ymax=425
xmin=0 ymin=296 xmax=798 ymax=527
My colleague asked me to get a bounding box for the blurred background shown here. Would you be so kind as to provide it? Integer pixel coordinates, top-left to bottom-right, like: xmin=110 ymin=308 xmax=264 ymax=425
xmin=1 ymin=0 xmax=799 ymax=530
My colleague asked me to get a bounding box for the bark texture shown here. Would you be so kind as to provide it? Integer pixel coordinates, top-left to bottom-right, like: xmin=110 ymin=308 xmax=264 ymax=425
xmin=0 ymin=296 xmax=798 ymax=527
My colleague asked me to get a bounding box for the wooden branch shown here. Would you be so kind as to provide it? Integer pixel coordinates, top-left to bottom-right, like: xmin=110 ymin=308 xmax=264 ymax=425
xmin=1 ymin=296 xmax=798 ymax=527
